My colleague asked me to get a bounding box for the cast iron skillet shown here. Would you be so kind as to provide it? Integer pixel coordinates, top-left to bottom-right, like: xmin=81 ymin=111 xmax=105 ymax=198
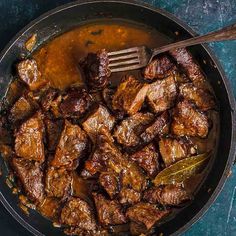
xmin=0 ymin=0 xmax=235 ymax=235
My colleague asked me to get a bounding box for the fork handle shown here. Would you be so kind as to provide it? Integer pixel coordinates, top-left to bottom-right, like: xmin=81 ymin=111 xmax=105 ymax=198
xmin=152 ymin=23 xmax=236 ymax=57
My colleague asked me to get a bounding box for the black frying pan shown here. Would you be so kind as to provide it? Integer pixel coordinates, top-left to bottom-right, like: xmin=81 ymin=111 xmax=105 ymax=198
xmin=0 ymin=1 xmax=235 ymax=235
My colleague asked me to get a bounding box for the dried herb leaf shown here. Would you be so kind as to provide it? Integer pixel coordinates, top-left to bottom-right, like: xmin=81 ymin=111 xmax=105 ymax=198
xmin=153 ymin=153 xmax=210 ymax=186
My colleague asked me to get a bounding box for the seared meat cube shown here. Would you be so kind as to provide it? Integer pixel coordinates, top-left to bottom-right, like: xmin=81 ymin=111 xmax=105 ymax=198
xmin=15 ymin=112 xmax=45 ymax=162
xmin=12 ymin=158 xmax=44 ymax=202
xmin=44 ymin=118 xmax=64 ymax=152
xmin=143 ymin=56 xmax=176 ymax=80
xmin=169 ymin=48 xmax=207 ymax=88
xmin=60 ymin=87 xmax=94 ymax=119
xmin=159 ymin=137 xmax=197 ymax=167
xmin=17 ymin=59 xmax=47 ymax=90
xmin=126 ymin=202 xmax=170 ymax=229
xmin=179 ymin=83 xmax=216 ymax=111
xmin=143 ymin=185 xmax=190 ymax=206
xmin=80 ymin=49 xmax=110 ymax=90
xmin=51 ymin=120 xmax=88 ymax=169
xmin=9 ymin=94 xmax=37 ymax=124
xmin=171 ymin=100 xmax=209 ymax=138
xmin=99 ymin=172 xmax=119 ymax=199
xmin=112 ymin=75 xmax=149 ymax=115
xmin=114 ymin=112 xmax=154 ymax=148
xmin=82 ymin=105 xmax=115 ymax=142
xmin=61 ymin=197 xmax=96 ymax=231
xmin=45 ymin=167 xmax=72 ymax=198
xmin=119 ymin=188 xmax=141 ymax=205
xmin=140 ymin=111 xmax=169 ymax=143
xmin=93 ymin=193 xmax=127 ymax=226
xmin=130 ymin=143 xmax=160 ymax=177
xmin=146 ymin=75 xmax=177 ymax=113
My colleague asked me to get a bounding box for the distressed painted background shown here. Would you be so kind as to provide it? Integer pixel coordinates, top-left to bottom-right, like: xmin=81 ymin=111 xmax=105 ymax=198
xmin=0 ymin=0 xmax=235 ymax=235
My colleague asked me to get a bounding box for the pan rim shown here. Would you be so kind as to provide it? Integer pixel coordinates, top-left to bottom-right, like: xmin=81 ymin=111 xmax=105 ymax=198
xmin=0 ymin=1 xmax=235 ymax=236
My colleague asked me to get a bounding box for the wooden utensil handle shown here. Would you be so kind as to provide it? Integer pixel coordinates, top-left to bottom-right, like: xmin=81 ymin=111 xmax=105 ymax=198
xmin=152 ymin=23 xmax=236 ymax=56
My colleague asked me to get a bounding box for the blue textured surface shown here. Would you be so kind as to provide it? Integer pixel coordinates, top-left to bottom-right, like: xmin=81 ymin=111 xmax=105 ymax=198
xmin=0 ymin=0 xmax=235 ymax=235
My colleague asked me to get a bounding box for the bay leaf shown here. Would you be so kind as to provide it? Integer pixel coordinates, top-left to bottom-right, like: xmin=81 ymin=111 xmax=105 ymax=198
xmin=153 ymin=152 xmax=211 ymax=186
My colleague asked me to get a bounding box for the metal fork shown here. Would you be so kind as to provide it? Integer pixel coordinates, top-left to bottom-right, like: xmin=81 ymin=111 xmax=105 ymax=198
xmin=108 ymin=23 xmax=236 ymax=73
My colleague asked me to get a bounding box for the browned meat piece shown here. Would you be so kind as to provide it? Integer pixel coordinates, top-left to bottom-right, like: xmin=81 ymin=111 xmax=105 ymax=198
xmin=82 ymin=105 xmax=115 ymax=142
xmin=179 ymin=83 xmax=216 ymax=111
xmin=143 ymin=185 xmax=191 ymax=206
xmin=80 ymin=49 xmax=110 ymax=90
xmin=45 ymin=167 xmax=72 ymax=198
xmin=44 ymin=118 xmax=64 ymax=152
xmin=12 ymin=158 xmax=44 ymax=202
xmin=159 ymin=137 xmax=197 ymax=167
xmin=126 ymin=202 xmax=170 ymax=229
xmin=99 ymin=172 xmax=119 ymax=199
xmin=146 ymin=75 xmax=177 ymax=113
xmin=40 ymin=88 xmax=59 ymax=111
xmin=15 ymin=112 xmax=45 ymax=162
xmin=60 ymin=87 xmax=94 ymax=119
xmin=130 ymin=143 xmax=160 ymax=177
xmin=112 ymin=75 xmax=149 ymax=115
xmin=169 ymin=48 xmax=207 ymax=88
xmin=114 ymin=112 xmax=154 ymax=148
xmin=140 ymin=111 xmax=169 ymax=143
xmin=64 ymin=227 xmax=108 ymax=236
xmin=119 ymin=188 xmax=141 ymax=205
xmin=9 ymin=94 xmax=37 ymax=124
xmin=51 ymin=120 xmax=88 ymax=169
xmin=17 ymin=59 xmax=47 ymax=90
xmin=143 ymin=56 xmax=176 ymax=80
xmin=61 ymin=197 xmax=96 ymax=231
xmin=171 ymin=100 xmax=210 ymax=138
xmin=93 ymin=193 xmax=127 ymax=226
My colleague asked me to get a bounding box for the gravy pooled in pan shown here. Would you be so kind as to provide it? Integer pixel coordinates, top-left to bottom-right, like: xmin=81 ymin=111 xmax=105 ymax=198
xmin=0 ymin=21 xmax=219 ymax=235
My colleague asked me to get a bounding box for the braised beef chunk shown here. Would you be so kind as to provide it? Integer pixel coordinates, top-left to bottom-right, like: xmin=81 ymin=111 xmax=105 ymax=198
xmin=61 ymin=197 xmax=96 ymax=231
xmin=99 ymin=172 xmax=119 ymax=199
xmin=126 ymin=203 xmax=170 ymax=229
xmin=112 ymin=75 xmax=149 ymax=115
xmin=130 ymin=143 xmax=160 ymax=177
xmin=15 ymin=112 xmax=45 ymax=162
xmin=179 ymin=83 xmax=216 ymax=111
xmin=143 ymin=56 xmax=176 ymax=80
xmin=51 ymin=120 xmax=88 ymax=169
xmin=80 ymin=49 xmax=110 ymax=90
xmin=119 ymin=188 xmax=141 ymax=205
xmin=159 ymin=137 xmax=197 ymax=167
xmin=40 ymin=88 xmax=59 ymax=111
xmin=17 ymin=59 xmax=47 ymax=90
xmin=9 ymin=94 xmax=37 ymax=124
xmin=44 ymin=118 xmax=64 ymax=152
xmin=12 ymin=158 xmax=44 ymax=202
xmin=146 ymin=75 xmax=177 ymax=113
xmin=171 ymin=100 xmax=209 ymax=138
xmin=140 ymin=111 xmax=169 ymax=143
xmin=114 ymin=112 xmax=154 ymax=148
xmin=60 ymin=87 xmax=93 ymax=119
xmin=93 ymin=193 xmax=127 ymax=226
xmin=143 ymin=185 xmax=190 ymax=206
xmin=45 ymin=167 xmax=72 ymax=198
xmin=82 ymin=105 xmax=115 ymax=142
xmin=169 ymin=48 xmax=207 ymax=88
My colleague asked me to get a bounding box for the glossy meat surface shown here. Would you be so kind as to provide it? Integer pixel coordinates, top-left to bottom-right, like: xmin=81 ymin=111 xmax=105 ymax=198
xmin=93 ymin=193 xmax=127 ymax=226
xmin=143 ymin=184 xmax=190 ymax=206
xmin=130 ymin=143 xmax=160 ymax=177
xmin=112 ymin=75 xmax=149 ymax=115
xmin=12 ymin=158 xmax=44 ymax=202
xmin=126 ymin=203 xmax=170 ymax=229
xmin=146 ymin=75 xmax=177 ymax=113
xmin=14 ymin=112 xmax=45 ymax=162
xmin=119 ymin=188 xmax=141 ymax=205
xmin=159 ymin=137 xmax=197 ymax=167
xmin=51 ymin=120 xmax=88 ymax=169
xmin=171 ymin=100 xmax=209 ymax=138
